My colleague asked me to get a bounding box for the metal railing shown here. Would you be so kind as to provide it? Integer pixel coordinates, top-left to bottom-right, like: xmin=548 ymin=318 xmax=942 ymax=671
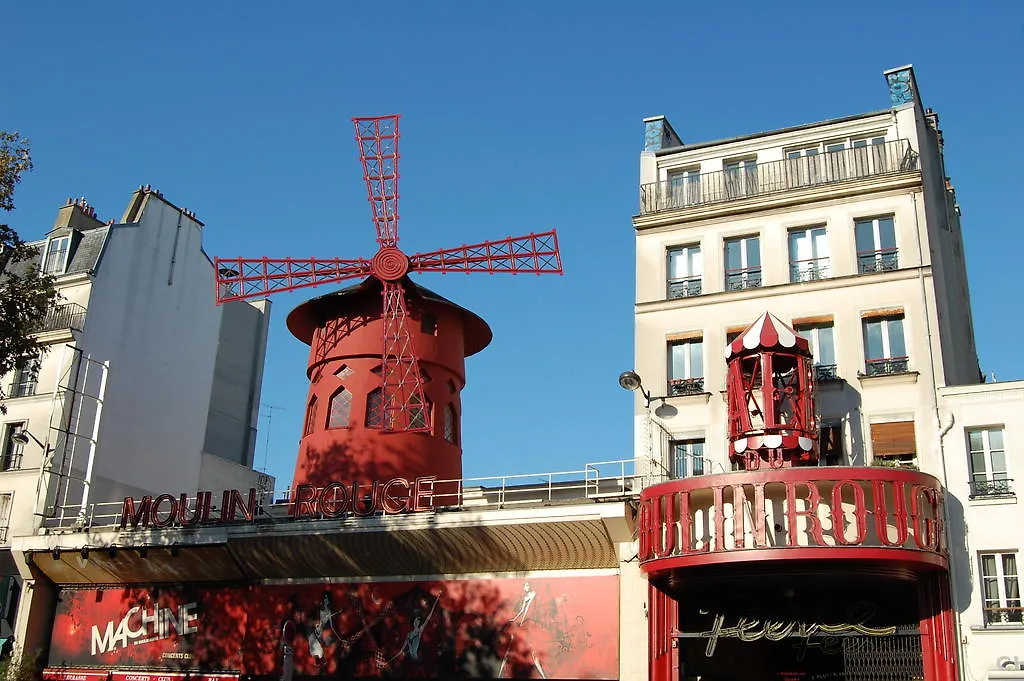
xmin=864 ymin=356 xmax=910 ymax=376
xmin=0 ymin=451 xmax=22 ymax=471
xmin=814 ymin=364 xmax=839 ymax=382
xmin=37 ymin=303 xmax=87 ymax=333
xmin=790 ymin=258 xmax=831 ymax=282
xmin=725 ymin=268 xmax=762 ymax=291
xmin=44 ymin=458 xmax=659 ymax=530
xmin=984 ymin=606 xmax=1024 ymax=626
xmin=668 ymin=377 xmax=705 ymax=396
xmin=640 ymin=139 xmax=919 ymax=214
xmin=0 ymin=527 xmax=6 ymax=543
xmin=858 ymin=249 xmax=899 ymax=274
xmin=667 ymin=276 xmax=702 ymax=299
xmin=969 ymin=478 xmax=1015 ymax=499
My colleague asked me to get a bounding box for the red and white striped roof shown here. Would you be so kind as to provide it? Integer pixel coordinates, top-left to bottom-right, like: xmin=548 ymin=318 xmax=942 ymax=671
xmin=725 ymin=312 xmax=810 ymax=359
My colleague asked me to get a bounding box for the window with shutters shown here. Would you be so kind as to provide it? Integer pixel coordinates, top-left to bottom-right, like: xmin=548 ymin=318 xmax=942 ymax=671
xmin=870 ymin=420 xmax=917 ymax=466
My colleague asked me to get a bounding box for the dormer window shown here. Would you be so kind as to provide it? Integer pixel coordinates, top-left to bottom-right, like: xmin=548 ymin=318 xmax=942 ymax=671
xmin=41 ymin=236 xmax=71 ymax=275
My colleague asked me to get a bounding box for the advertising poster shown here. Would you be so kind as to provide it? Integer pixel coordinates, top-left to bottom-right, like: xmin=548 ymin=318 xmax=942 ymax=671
xmin=48 ymin=574 xmax=618 ymax=679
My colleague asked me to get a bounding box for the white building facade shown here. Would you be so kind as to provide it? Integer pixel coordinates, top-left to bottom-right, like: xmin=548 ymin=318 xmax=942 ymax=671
xmin=0 ymin=189 xmax=272 ymax=647
xmin=630 ymin=66 xmax=1022 ymax=681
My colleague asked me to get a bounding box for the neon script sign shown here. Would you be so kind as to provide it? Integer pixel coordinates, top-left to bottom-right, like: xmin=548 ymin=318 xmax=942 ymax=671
xmin=120 ymin=476 xmax=436 ymax=529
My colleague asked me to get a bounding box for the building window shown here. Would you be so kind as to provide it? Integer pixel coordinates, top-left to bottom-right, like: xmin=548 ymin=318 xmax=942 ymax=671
xmin=9 ymin=362 xmax=39 ymax=398
xmin=852 ymin=136 xmax=888 ymax=175
xmin=1 ymin=424 xmax=25 ymax=471
xmin=785 ymin=146 xmax=822 ymax=186
xmin=667 ymin=245 xmax=702 ymax=299
xmin=409 ymin=395 xmax=430 ymax=430
xmin=855 ymin=216 xmax=898 ymax=273
xmin=788 ymin=226 xmax=830 ymax=282
xmin=421 ymin=313 xmax=437 ymax=335
xmin=980 ymin=552 xmax=1022 ymax=626
xmin=326 ymin=388 xmax=352 ymax=429
xmin=863 ymin=314 xmax=908 ymax=375
xmin=670 ymin=439 xmax=706 ymax=478
xmin=443 ymin=404 xmax=457 ymax=444
xmin=303 ymin=396 xmax=317 ymax=437
xmin=41 ymin=236 xmax=71 ymax=275
xmin=366 ymin=388 xmax=385 ymax=429
xmin=870 ymin=420 xmax=916 ymax=466
xmin=819 ymin=421 xmax=844 ymax=466
xmin=0 ymin=494 xmax=11 ymax=544
xmin=668 ymin=168 xmax=702 ymax=208
xmin=724 ymin=158 xmax=758 ymax=198
xmin=797 ymin=323 xmax=837 ymax=382
xmin=334 ymin=364 xmax=354 ymax=379
xmin=668 ymin=337 xmax=704 ymax=396
xmin=724 ymin=236 xmax=761 ymax=291
xmin=968 ymin=428 xmax=1011 ymax=498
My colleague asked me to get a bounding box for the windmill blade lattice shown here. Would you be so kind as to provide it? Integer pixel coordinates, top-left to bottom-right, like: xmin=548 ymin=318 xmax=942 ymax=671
xmin=214 ymin=114 xmax=563 ymax=433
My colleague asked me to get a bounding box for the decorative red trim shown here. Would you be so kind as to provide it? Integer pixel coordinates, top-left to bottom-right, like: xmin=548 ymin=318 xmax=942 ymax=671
xmin=42 ymin=672 xmax=110 ymax=681
xmin=641 ymin=546 xmax=949 ymax=573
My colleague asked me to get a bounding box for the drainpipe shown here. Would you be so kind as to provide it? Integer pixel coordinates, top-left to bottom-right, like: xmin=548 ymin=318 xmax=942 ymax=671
xmin=912 ymin=190 xmax=966 ymax=680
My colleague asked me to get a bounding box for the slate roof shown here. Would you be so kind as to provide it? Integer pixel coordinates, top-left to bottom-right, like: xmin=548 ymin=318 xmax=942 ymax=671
xmin=3 ymin=226 xmax=110 ymax=279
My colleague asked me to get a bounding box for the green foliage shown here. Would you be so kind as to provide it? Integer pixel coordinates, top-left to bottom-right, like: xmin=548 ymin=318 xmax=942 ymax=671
xmin=0 ymin=131 xmax=60 ymax=413
xmin=0 ymin=647 xmax=42 ymax=681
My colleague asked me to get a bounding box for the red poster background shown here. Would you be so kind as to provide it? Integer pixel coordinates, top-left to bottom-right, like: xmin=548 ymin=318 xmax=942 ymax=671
xmin=48 ymin=575 xmax=618 ymax=679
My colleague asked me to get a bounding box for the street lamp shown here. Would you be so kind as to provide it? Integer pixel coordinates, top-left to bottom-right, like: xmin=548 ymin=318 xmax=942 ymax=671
xmin=619 ymin=370 xmax=674 ymax=408
xmin=10 ymin=429 xmax=45 ymax=449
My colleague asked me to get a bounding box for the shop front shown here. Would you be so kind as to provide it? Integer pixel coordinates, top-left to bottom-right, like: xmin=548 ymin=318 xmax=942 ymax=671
xmin=640 ymin=467 xmax=958 ymax=681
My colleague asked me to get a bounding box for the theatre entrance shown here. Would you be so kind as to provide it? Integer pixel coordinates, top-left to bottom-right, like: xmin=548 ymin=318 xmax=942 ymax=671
xmin=666 ymin=572 xmax=927 ymax=681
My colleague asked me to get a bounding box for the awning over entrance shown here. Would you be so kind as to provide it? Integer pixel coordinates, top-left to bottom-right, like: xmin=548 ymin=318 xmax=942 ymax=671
xmin=23 ymin=502 xmax=631 ymax=584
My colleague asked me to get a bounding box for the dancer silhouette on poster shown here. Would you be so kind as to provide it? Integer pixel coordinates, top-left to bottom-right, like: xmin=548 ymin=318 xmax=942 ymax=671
xmin=499 ymin=582 xmax=547 ymax=679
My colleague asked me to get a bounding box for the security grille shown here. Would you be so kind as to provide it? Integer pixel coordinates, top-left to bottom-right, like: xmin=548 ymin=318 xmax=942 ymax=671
xmin=842 ymin=632 xmax=924 ymax=681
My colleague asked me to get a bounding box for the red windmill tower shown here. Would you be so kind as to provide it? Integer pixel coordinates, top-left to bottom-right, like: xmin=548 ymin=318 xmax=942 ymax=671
xmin=214 ymin=115 xmax=562 ymax=491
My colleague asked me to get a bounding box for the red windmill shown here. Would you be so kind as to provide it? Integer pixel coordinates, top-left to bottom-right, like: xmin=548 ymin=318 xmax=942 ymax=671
xmin=214 ymin=114 xmax=562 ymax=490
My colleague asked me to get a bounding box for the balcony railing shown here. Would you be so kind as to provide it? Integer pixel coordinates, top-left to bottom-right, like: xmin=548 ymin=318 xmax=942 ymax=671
xmin=1 ymin=451 xmax=23 ymax=471
xmin=984 ymin=606 xmax=1024 ymax=626
xmin=814 ymin=364 xmax=839 ymax=382
xmin=640 ymin=139 xmax=919 ymax=214
xmin=667 ymin=276 xmax=702 ymax=299
xmin=37 ymin=303 xmax=86 ymax=333
xmin=669 ymin=377 xmax=705 ymax=396
xmin=790 ymin=258 xmax=831 ymax=282
xmin=865 ymin=356 xmax=910 ymax=376
xmin=969 ymin=478 xmax=1014 ymax=499
xmin=0 ymin=526 xmax=6 ymax=543
xmin=858 ymin=248 xmax=899 ymax=273
xmin=725 ymin=268 xmax=762 ymax=291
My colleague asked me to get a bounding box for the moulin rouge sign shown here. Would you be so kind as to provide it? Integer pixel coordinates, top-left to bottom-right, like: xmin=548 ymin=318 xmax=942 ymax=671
xmin=638 ymin=470 xmax=947 ymax=564
xmin=120 ymin=476 xmax=437 ymax=530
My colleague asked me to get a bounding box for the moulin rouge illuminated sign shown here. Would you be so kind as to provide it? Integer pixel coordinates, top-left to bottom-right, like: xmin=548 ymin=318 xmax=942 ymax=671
xmin=120 ymin=476 xmax=436 ymax=530
xmin=637 ymin=472 xmax=946 ymax=563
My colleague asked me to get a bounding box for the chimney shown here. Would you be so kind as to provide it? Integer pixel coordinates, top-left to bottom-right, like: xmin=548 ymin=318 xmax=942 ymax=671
xmin=50 ymin=197 xmax=103 ymax=234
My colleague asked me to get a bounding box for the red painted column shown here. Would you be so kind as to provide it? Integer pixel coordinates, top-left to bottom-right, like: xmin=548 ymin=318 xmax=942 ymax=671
xmin=649 ymin=584 xmax=679 ymax=681
xmin=918 ymin=572 xmax=959 ymax=681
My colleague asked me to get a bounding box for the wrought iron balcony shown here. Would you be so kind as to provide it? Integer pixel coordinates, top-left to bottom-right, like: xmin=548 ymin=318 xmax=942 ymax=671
xmin=858 ymin=249 xmax=899 ymax=273
xmin=1 ymin=451 xmax=23 ymax=471
xmin=640 ymin=139 xmax=919 ymax=215
xmin=969 ymin=478 xmax=1014 ymax=499
xmin=814 ymin=364 xmax=839 ymax=382
xmin=667 ymin=276 xmax=702 ymax=299
xmin=37 ymin=302 xmax=86 ymax=333
xmin=864 ymin=356 xmax=910 ymax=376
xmin=669 ymin=377 xmax=705 ymax=396
xmin=725 ymin=268 xmax=762 ymax=291
xmin=984 ymin=606 xmax=1024 ymax=626
xmin=0 ymin=526 xmax=7 ymax=543
xmin=790 ymin=258 xmax=831 ymax=283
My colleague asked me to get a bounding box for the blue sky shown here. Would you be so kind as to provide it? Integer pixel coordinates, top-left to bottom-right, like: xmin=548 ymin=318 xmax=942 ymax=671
xmin=7 ymin=1 xmax=1023 ymax=489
